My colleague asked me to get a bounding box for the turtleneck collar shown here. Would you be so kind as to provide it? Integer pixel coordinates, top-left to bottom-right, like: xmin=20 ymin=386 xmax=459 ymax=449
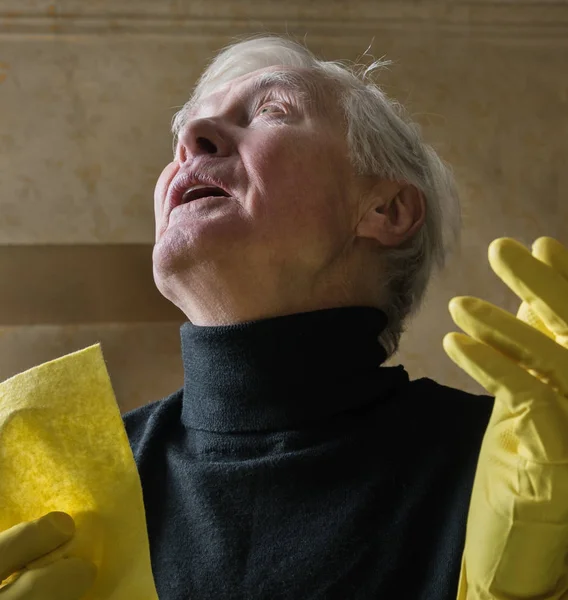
xmin=179 ymin=306 xmax=408 ymax=433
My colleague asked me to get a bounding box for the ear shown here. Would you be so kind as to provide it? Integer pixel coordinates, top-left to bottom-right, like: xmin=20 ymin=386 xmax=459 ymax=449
xmin=355 ymin=183 xmax=426 ymax=247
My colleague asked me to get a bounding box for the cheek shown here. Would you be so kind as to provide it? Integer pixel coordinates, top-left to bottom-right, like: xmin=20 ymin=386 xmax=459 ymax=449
xmin=249 ymin=144 xmax=347 ymax=249
xmin=242 ymin=134 xmax=295 ymax=196
xmin=246 ymin=131 xmax=340 ymax=203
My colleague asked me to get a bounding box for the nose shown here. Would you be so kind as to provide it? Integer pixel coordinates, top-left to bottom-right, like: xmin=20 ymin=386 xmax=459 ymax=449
xmin=176 ymin=117 xmax=233 ymax=162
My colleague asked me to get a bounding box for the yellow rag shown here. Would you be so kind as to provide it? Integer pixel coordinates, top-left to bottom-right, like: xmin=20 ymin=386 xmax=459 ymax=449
xmin=0 ymin=343 xmax=159 ymax=599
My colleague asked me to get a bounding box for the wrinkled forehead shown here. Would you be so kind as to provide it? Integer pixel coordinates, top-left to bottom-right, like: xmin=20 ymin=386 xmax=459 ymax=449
xmin=188 ymin=65 xmax=340 ymax=120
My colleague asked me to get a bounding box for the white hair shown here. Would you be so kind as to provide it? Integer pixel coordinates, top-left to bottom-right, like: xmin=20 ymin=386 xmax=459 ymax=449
xmin=171 ymin=35 xmax=461 ymax=359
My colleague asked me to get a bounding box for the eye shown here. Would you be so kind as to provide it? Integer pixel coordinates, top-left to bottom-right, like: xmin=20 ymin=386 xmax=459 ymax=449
xmin=256 ymin=103 xmax=284 ymax=116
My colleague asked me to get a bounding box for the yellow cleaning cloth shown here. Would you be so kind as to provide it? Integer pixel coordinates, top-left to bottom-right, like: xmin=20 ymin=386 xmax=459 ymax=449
xmin=0 ymin=343 xmax=159 ymax=599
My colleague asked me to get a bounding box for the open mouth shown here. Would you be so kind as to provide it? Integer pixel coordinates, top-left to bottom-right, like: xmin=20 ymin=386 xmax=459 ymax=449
xmin=181 ymin=184 xmax=230 ymax=205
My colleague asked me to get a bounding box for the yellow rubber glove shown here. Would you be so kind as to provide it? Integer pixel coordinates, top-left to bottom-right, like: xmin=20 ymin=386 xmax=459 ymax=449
xmin=0 ymin=512 xmax=96 ymax=599
xmin=443 ymin=236 xmax=568 ymax=599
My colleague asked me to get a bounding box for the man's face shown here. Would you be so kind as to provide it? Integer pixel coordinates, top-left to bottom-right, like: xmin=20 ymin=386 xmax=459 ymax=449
xmin=152 ymin=65 xmax=369 ymax=324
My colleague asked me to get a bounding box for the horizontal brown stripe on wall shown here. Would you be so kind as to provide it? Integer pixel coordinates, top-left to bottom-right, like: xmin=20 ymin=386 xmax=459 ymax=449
xmin=0 ymin=245 xmax=186 ymax=325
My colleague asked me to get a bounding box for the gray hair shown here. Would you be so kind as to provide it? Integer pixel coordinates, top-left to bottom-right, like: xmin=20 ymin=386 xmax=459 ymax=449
xmin=171 ymin=35 xmax=461 ymax=359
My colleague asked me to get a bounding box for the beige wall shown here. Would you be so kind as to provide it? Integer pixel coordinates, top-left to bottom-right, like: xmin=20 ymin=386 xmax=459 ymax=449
xmin=1 ymin=0 xmax=566 ymax=412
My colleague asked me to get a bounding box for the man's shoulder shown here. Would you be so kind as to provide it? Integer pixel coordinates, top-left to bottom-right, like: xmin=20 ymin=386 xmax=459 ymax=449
xmin=388 ymin=374 xmax=493 ymax=465
xmin=405 ymin=374 xmax=494 ymax=432
xmin=121 ymin=387 xmax=184 ymax=455
xmin=408 ymin=375 xmax=493 ymax=404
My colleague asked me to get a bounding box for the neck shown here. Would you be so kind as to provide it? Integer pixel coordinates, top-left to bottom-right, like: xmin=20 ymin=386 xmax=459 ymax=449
xmin=177 ymin=305 xmax=408 ymax=433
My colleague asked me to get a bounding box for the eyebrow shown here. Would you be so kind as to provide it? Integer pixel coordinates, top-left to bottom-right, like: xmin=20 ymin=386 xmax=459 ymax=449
xmin=246 ymin=70 xmax=315 ymax=100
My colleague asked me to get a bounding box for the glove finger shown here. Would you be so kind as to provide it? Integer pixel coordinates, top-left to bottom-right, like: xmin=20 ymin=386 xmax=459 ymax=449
xmin=0 ymin=513 xmax=74 ymax=584
xmin=516 ymin=300 xmax=556 ymax=341
xmin=532 ymin=236 xmax=568 ymax=348
xmin=0 ymin=556 xmax=97 ymax=600
xmin=443 ymin=331 xmax=543 ymax=405
xmin=532 ymin=236 xmax=568 ymax=282
xmin=450 ymin=296 xmax=568 ymax=397
xmin=489 ymin=238 xmax=568 ymax=342
xmin=443 ymin=332 xmax=568 ymax=461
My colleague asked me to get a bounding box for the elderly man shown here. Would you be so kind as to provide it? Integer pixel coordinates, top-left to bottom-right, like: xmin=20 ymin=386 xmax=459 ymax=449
xmin=3 ymin=35 xmax=567 ymax=600
xmin=128 ymin=34 xmax=495 ymax=599
xmin=131 ymin=35 xmax=495 ymax=598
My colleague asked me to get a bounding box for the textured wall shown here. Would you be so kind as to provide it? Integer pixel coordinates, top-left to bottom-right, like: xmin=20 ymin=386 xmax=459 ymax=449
xmin=1 ymin=0 xmax=566 ymax=411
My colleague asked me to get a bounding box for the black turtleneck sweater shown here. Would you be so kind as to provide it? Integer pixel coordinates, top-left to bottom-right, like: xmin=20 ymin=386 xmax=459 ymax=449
xmin=122 ymin=306 xmax=493 ymax=600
